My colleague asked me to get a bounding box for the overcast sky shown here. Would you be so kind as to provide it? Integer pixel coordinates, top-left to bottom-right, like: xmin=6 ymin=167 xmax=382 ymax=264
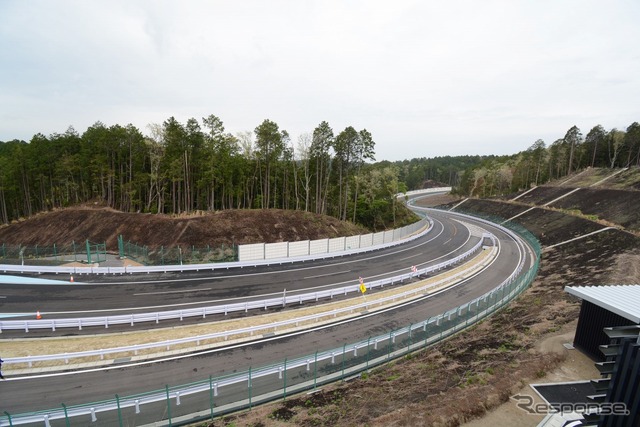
xmin=1 ymin=1 xmax=639 ymax=161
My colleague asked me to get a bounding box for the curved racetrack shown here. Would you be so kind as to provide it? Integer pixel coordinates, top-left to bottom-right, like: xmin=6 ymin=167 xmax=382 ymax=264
xmin=0 ymin=208 xmax=536 ymax=420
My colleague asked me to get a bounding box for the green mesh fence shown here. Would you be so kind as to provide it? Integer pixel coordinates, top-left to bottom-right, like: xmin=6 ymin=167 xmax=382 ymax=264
xmin=0 ymin=215 xmax=540 ymax=427
xmin=118 ymin=235 xmax=238 ymax=266
xmin=0 ymin=240 xmax=106 ymax=266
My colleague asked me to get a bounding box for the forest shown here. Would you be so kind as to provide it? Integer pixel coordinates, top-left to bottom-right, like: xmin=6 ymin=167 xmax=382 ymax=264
xmin=0 ymin=116 xmax=396 ymax=229
xmin=1 ymin=117 xmax=638 ymax=228
xmin=453 ymin=123 xmax=640 ymax=197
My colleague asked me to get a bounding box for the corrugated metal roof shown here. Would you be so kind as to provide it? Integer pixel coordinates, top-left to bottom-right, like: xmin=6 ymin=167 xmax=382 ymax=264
xmin=565 ymin=285 xmax=640 ymax=324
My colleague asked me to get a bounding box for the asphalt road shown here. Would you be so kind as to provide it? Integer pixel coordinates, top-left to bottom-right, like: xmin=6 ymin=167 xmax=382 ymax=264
xmin=0 ymin=209 xmax=534 ymax=420
xmin=0 ymin=211 xmax=476 ymax=324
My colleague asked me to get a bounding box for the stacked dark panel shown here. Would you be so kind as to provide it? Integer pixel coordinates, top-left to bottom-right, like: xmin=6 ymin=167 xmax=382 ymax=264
xmin=573 ymin=301 xmax=634 ymax=361
xmin=597 ymin=334 xmax=639 ymax=427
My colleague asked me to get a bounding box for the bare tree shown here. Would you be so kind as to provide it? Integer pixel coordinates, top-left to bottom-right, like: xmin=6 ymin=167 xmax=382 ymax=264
xmin=295 ymin=133 xmax=312 ymax=211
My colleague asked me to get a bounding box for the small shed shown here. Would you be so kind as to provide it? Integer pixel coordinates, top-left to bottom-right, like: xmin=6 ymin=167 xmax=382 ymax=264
xmin=565 ymin=285 xmax=640 ymax=361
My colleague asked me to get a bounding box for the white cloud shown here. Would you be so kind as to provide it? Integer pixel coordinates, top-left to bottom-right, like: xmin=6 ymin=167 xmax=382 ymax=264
xmin=1 ymin=0 xmax=639 ymax=161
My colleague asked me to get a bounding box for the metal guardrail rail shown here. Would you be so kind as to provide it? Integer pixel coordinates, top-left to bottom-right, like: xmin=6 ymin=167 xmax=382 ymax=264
xmin=0 ymin=218 xmax=431 ymax=276
xmin=0 ymin=188 xmax=450 ymax=276
xmin=0 ymin=233 xmax=490 ymax=333
xmin=0 ymin=217 xmax=538 ymax=427
xmin=4 ymin=236 xmax=496 ymax=368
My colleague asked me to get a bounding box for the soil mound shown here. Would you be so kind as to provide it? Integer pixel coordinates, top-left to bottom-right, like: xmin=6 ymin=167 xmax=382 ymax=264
xmin=0 ymin=207 xmax=370 ymax=251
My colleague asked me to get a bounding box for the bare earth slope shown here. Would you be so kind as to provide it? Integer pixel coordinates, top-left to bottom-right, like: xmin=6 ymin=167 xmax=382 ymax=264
xmin=1 ymin=169 xmax=638 ymax=426
xmin=203 ymin=169 xmax=640 ymax=427
xmin=0 ymin=207 xmax=369 ymax=250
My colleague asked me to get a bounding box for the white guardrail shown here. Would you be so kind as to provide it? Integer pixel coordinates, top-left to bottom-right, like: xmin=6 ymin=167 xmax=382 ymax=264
xmin=0 ymin=218 xmax=431 ymax=276
xmin=4 ymin=234 xmax=495 ymax=368
xmin=0 ymin=188 xmax=450 ymax=275
xmin=0 ymin=220 xmax=532 ymax=427
xmin=0 ymin=233 xmax=491 ymax=335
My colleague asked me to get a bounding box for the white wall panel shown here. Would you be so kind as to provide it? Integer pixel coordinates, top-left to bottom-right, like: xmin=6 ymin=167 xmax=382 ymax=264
xmin=288 ymin=241 xmax=310 ymax=257
xmin=238 ymin=243 xmax=265 ymax=261
xmin=309 ymin=239 xmax=329 ymax=255
xmin=265 ymin=242 xmax=288 ymax=259
xmin=328 ymin=237 xmax=346 ymax=253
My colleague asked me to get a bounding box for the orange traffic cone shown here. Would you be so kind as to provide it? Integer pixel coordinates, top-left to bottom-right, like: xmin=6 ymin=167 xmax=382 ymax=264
xmin=70 ymin=275 xmax=74 ymax=283
xmin=36 ymin=310 xmax=42 ymax=320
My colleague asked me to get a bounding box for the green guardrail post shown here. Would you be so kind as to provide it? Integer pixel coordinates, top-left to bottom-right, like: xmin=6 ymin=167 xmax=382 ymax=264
xmin=3 ymin=411 xmax=13 ymax=427
xmin=283 ymin=358 xmax=288 ymax=401
xmin=73 ymin=240 xmax=77 ymax=262
xmin=115 ymin=394 xmax=123 ymax=427
xmin=85 ymin=240 xmax=92 ymax=264
xmin=61 ymin=403 xmax=70 ymax=427
xmin=118 ymin=235 xmax=124 ymax=259
xmin=165 ymin=385 xmax=172 ymax=426
xmin=341 ymin=343 xmax=347 ymax=381
xmin=366 ymin=336 xmax=371 ymax=371
xmin=408 ymin=323 xmax=413 ymax=351
xmin=424 ymin=318 xmax=430 ymax=346
xmin=209 ymin=375 xmax=215 ymax=420
xmin=313 ymin=350 xmax=318 ymax=390
xmin=248 ymin=366 xmax=253 ymax=410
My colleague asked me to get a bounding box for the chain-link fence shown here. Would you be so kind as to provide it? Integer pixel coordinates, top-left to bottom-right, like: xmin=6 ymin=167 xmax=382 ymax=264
xmin=118 ymin=235 xmax=238 ymax=265
xmin=0 ymin=240 xmax=106 ymax=266
xmin=0 ymin=238 xmax=237 ymax=267
xmin=0 ymin=216 xmax=541 ymax=427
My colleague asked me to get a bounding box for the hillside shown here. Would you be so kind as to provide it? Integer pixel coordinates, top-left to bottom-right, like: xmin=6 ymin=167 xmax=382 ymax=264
xmin=211 ymin=168 xmax=640 ymax=427
xmin=1 ymin=168 xmax=638 ymax=426
xmin=0 ymin=206 xmax=371 ymax=251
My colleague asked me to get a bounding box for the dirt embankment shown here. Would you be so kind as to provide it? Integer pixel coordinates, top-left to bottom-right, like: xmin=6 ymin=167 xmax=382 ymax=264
xmin=2 ymin=168 xmax=638 ymax=427
xmin=210 ymin=172 xmax=640 ymax=427
xmin=0 ymin=206 xmax=370 ymax=251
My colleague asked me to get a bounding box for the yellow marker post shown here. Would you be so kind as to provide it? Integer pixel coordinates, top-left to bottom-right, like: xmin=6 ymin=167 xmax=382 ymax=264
xmin=359 ymin=283 xmax=367 ymax=294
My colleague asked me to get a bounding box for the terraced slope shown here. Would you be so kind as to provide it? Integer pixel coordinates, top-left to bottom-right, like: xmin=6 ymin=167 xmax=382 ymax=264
xmin=216 ymin=169 xmax=639 ymax=427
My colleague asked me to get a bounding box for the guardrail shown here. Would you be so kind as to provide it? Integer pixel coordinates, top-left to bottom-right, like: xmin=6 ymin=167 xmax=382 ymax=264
xmin=399 ymin=187 xmax=451 ymax=198
xmin=0 ymin=232 xmax=490 ymax=333
xmin=0 ymin=218 xmax=432 ymax=276
xmin=4 ymin=238 xmax=496 ymax=368
xmin=0 ymin=216 xmax=538 ymax=427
